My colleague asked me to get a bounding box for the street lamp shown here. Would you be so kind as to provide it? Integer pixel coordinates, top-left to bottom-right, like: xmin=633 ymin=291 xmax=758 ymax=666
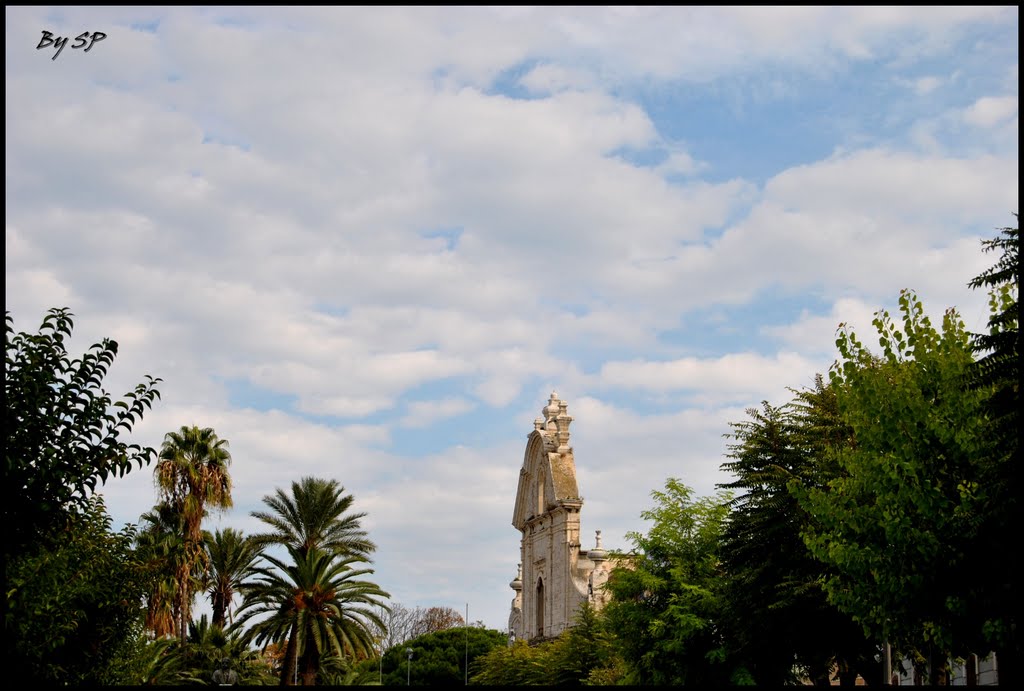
xmin=406 ymin=647 xmax=414 ymax=686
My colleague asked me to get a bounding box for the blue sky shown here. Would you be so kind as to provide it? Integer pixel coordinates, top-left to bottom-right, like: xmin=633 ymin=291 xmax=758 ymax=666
xmin=5 ymin=6 xmax=1018 ymax=633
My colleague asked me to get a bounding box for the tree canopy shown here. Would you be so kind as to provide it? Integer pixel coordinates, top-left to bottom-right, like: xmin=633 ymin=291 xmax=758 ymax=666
xmin=4 ymin=306 xmax=161 ymax=561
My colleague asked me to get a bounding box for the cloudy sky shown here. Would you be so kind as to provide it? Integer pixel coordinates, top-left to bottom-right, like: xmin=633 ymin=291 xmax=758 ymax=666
xmin=6 ymin=6 xmax=1018 ymax=633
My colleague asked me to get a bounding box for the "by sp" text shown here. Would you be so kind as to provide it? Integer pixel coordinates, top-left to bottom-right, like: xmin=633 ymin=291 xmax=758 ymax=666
xmin=37 ymin=30 xmax=107 ymax=61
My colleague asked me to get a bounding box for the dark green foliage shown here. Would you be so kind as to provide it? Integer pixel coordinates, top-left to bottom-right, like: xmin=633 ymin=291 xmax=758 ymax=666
xmin=173 ymin=614 xmax=280 ymax=685
xmin=135 ymin=501 xmax=188 ymax=639
xmin=5 ymin=496 xmax=153 ymax=685
xmin=4 ymin=306 xmax=162 ymax=561
xmin=965 ymin=215 xmax=1020 ymax=685
xmin=236 ymin=545 xmax=389 ymax=684
xmin=718 ymin=384 xmax=883 ymax=685
xmin=379 ymin=625 xmax=507 ymax=686
xmin=4 ymin=306 xmax=161 ymax=684
xmin=249 ymin=475 xmax=376 ymax=559
xmin=720 ymin=400 xmax=817 ymax=684
xmin=205 ymin=527 xmax=264 ymax=629
xmin=240 ymin=477 xmax=389 ymax=685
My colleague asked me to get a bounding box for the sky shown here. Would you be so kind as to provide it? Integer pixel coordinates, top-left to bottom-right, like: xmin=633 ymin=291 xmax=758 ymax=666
xmin=5 ymin=6 xmax=1019 ymax=635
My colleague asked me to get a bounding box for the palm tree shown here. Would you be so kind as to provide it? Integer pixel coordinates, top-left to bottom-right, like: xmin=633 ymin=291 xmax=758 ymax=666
xmin=156 ymin=425 xmax=233 ymax=645
xmin=235 ymin=545 xmax=389 ymax=685
xmin=205 ymin=527 xmax=264 ymax=629
xmin=249 ymin=476 xmax=376 ymax=558
xmin=136 ymin=502 xmax=187 ymax=639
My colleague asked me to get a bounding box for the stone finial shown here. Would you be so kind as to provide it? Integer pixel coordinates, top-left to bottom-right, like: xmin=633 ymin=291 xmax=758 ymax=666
xmin=544 ymin=391 xmax=560 ymax=426
xmin=555 ymin=399 xmax=572 ymax=452
xmin=588 ymin=530 xmax=608 ymax=562
xmin=509 ymin=563 xmax=523 ymax=591
xmin=533 ymin=417 xmax=543 ymax=431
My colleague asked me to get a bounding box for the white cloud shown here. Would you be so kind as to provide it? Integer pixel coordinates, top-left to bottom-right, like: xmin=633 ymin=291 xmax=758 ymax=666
xmin=519 ymin=63 xmax=595 ymax=94
xmin=963 ymin=95 xmax=1018 ymax=128
xmin=913 ymin=75 xmax=943 ymax=94
xmin=599 ymin=351 xmax=823 ymax=405
xmin=654 ymin=150 xmax=706 ymax=178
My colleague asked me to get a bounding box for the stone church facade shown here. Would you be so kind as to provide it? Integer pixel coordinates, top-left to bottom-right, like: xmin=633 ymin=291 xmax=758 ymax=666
xmin=507 ymin=392 xmax=624 ymax=642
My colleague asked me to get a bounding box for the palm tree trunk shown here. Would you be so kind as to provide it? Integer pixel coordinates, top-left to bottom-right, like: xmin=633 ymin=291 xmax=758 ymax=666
xmin=178 ymin=555 xmax=192 ymax=646
xmin=280 ymin=622 xmax=298 ymax=686
xmin=300 ymin=645 xmax=319 ymax=686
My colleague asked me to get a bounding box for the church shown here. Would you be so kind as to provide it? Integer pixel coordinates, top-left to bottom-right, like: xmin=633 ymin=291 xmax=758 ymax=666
xmin=507 ymin=392 xmax=625 ymax=642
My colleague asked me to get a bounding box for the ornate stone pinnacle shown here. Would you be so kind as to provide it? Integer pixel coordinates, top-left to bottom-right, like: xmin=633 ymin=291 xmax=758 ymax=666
xmin=544 ymin=391 xmax=560 ymax=423
xmin=555 ymin=399 xmax=572 ymax=451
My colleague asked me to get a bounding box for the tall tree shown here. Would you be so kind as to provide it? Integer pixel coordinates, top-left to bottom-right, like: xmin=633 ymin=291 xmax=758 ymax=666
xmin=4 ymin=306 xmax=161 ymax=562
xmin=719 ymin=386 xmax=883 ymax=686
xmin=244 ymin=477 xmax=385 ymax=684
xmin=136 ymin=502 xmax=188 ymax=639
xmin=205 ymin=527 xmax=264 ymax=629
xmin=236 ymin=545 xmax=389 ymax=685
xmin=794 ymin=289 xmax=990 ymax=682
xmin=5 ymin=306 xmax=161 ymax=679
xmin=156 ymin=425 xmax=234 ymax=645
xmin=965 ymin=215 xmax=1019 ymax=685
xmin=601 ymin=478 xmax=743 ymax=686
xmin=249 ymin=475 xmax=375 ymax=559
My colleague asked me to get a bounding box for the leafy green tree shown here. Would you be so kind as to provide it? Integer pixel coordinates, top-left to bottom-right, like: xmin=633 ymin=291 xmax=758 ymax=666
xmin=4 ymin=306 xmax=161 ymax=562
xmin=538 ymin=601 xmax=623 ymax=686
xmin=469 ymin=638 xmax=547 ymax=686
xmin=963 ymin=216 xmax=1019 ymax=685
xmin=719 ymin=386 xmax=883 ymax=686
xmin=6 ymin=496 xmax=154 ymax=685
xmin=236 ymin=545 xmax=389 ymax=685
xmin=468 ymin=604 xmax=622 ymax=686
xmin=249 ymin=475 xmax=376 ymax=559
xmin=795 ymin=289 xmax=990 ymax=682
xmin=601 ymin=478 xmax=745 ymax=686
xmin=156 ymin=424 xmax=234 ymax=645
xmin=721 ymin=400 xmax=818 ymax=685
xmin=378 ymin=625 xmax=508 ymax=686
xmin=205 ymin=527 xmax=264 ymax=629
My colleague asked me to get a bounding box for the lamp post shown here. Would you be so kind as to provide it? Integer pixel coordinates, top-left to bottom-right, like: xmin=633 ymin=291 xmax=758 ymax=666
xmin=406 ymin=647 xmax=413 ymax=686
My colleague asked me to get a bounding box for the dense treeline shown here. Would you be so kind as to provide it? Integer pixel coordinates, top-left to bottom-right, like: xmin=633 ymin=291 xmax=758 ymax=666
xmin=4 ymin=217 xmax=1016 ymax=685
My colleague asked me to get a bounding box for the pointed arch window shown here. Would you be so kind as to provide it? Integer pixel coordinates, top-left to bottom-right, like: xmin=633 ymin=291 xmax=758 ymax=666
xmin=535 ymin=577 xmax=544 ymax=638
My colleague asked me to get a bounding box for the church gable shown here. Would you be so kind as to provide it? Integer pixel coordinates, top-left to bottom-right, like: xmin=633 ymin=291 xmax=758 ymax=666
xmin=512 ymin=392 xmax=580 ymax=528
xmin=510 ymin=392 xmax=621 ymax=642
